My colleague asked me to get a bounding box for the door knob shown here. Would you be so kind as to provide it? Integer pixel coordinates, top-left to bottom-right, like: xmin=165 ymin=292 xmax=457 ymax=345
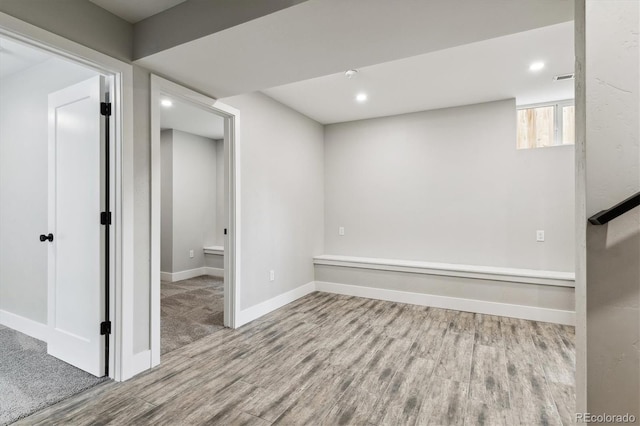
xmin=39 ymin=233 xmax=54 ymax=242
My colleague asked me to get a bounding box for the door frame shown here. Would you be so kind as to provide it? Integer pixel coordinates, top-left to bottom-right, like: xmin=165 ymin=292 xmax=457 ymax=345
xmin=149 ymin=74 xmax=241 ymax=366
xmin=0 ymin=12 xmax=135 ymax=381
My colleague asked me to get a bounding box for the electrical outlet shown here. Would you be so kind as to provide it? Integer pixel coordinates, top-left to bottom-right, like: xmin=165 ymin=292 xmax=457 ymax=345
xmin=536 ymin=230 xmax=545 ymax=242
xmin=269 ymin=270 xmax=275 ymax=281
xmin=339 ymin=227 xmax=345 ymax=236
xmin=189 ymin=249 xmax=194 ymax=258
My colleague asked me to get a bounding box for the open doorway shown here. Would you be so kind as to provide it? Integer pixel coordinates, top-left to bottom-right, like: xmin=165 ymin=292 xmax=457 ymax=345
xmin=158 ymin=98 xmax=226 ymax=355
xmin=150 ymin=75 xmax=240 ymax=366
xmin=0 ymin=34 xmax=115 ymax=423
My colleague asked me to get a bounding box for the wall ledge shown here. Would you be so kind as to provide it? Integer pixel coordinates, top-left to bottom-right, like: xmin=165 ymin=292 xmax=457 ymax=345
xmin=203 ymin=245 xmax=224 ymax=255
xmin=314 ymin=254 xmax=575 ymax=288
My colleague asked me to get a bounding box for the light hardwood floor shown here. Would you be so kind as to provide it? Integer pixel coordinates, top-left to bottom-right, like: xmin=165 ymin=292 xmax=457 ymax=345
xmin=19 ymin=292 xmax=575 ymax=425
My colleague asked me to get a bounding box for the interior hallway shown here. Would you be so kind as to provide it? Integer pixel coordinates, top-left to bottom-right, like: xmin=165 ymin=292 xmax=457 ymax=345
xmin=19 ymin=293 xmax=575 ymax=425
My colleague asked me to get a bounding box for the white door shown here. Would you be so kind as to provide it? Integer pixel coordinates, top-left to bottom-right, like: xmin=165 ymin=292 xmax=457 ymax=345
xmin=47 ymin=76 xmax=106 ymax=377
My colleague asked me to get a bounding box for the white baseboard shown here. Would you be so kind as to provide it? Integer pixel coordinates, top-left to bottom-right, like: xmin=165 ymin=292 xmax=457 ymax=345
xmin=236 ymin=281 xmax=316 ymax=327
xmin=233 ymin=277 xmax=574 ymax=328
xmin=203 ymin=267 xmax=224 ymax=278
xmin=315 ymin=281 xmax=575 ymax=326
xmin=161 ymin=267 xmax=224 ymax=282
xmin=0 ymin=309 xmax=48 ymax=342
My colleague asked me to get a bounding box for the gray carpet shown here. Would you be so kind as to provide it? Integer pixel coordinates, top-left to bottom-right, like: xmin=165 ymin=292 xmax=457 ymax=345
xmin=161 ymin=275 xmax=224 ymax=355
xmin=0 ymin=327 xmax=108 ymax=425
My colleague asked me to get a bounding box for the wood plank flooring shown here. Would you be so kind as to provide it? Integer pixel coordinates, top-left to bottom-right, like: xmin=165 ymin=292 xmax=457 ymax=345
xmin=18 ymin=292 xmax=575 ymax=425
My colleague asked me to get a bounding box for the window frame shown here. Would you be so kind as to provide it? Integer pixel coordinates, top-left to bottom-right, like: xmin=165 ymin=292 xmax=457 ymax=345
xmin=517 ymin=99 xmax=575 ymax=148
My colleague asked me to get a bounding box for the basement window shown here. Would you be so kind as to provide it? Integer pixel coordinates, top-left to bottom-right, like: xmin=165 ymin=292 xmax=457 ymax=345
xmin=517 ymin=100 xmax=574 ymax=149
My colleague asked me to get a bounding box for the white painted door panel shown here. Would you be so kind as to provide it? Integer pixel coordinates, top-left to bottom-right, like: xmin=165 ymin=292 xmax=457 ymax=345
xmin=47 ymin=76 xmax=105 ymax=377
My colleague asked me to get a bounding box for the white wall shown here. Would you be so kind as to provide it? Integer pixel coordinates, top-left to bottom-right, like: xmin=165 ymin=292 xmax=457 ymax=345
xmin=324 ymin=99 xmax=575 ymax=272
xmin=0 ymin=57 xmax=97 ymax=325
xmin=585 ymin=0 xmax=639 ymax=417
xmin=220 ymin=92 xmax=325 ymax=310
xmin=160 ymin=129 xmax=217 ymax=273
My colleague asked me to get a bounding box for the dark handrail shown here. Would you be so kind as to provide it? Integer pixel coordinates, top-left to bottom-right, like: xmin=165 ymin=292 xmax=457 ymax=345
xmin=588 ymin=191 xmax=640 ymax=225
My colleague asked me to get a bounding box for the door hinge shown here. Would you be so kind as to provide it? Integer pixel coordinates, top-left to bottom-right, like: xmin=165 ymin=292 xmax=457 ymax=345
xmin=100 ymin=212 xmax=112 ymax=225
xmin=100 ymin=102 xmax=112 ymax=116
xmin=100 ymin=321 xmax=111 ymax=335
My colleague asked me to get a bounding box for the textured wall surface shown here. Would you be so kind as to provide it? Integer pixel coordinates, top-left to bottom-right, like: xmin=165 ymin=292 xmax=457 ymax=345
xmin=585 ymin=0 xmax=640 ymax=418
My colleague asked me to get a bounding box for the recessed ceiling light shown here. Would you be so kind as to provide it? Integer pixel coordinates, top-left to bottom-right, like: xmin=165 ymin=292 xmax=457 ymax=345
xmin=345 ymin=69 xmax=358 ymax=79
xmin=529 ymin=61 xmax=545 ymax=72
xmin=356 ymin=93 xmax=368 ymax=103
xmin=161 ymin=99 xmax=173 ymax=107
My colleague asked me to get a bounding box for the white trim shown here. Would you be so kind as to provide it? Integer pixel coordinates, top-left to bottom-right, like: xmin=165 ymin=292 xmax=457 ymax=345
xmin=160 ymin=268 xmax=203 ymax=282
xmin=160 ymin=267 xmax=224 ymax=282
xmin=236 ymin=282 xmax=316 ymax=327
xmin=0 ymin=12 xmax=135 ymax=382
xmin=233 ymin=277 xmax=575 ymax=328
xmin=150 ymin=75 xmax=241 ymax=368
xmin=129 ymin=350 xmax=151 ymax=378
xmin=516 ymin=98 xmax=575 ymax=109
xmin=315 ymin=281 xmax=575 ymax=326
xmin=203 ymin=246 xmax=224 ymax=255
xmin=313 ymin=255 xmax=575 ymax=288
xmin=0 ymin=310 xmax=49 ymax=342
xmin=204 ymin=267 xmax=225 ymax=278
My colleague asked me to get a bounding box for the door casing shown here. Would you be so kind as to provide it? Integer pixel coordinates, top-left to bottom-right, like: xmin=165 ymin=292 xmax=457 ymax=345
xmin=149 ymin=74 xmax=241 ymax=367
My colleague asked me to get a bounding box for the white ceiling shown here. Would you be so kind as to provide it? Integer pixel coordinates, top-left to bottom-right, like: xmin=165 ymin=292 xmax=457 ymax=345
xmin=263 ymin=22 xmax=574 ymax=124
xmin=89 ymin=0 xmax=187 ymax=23
xmin=161 ymin=97 xmax=224 ymax=140
xmin=135 ymin=0 xmax=572 ymax=99
xmin=0 ymin=37 xmax=51 ymax=79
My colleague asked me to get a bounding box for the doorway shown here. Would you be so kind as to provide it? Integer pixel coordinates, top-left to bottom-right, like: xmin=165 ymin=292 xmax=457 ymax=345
xmin=150 ymin=75 xmax=240 ymax=366
xmin=159 ymin=99 xmax=225 ymax=355
xmin=0 ymin=34 xmax=115 ymax=423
